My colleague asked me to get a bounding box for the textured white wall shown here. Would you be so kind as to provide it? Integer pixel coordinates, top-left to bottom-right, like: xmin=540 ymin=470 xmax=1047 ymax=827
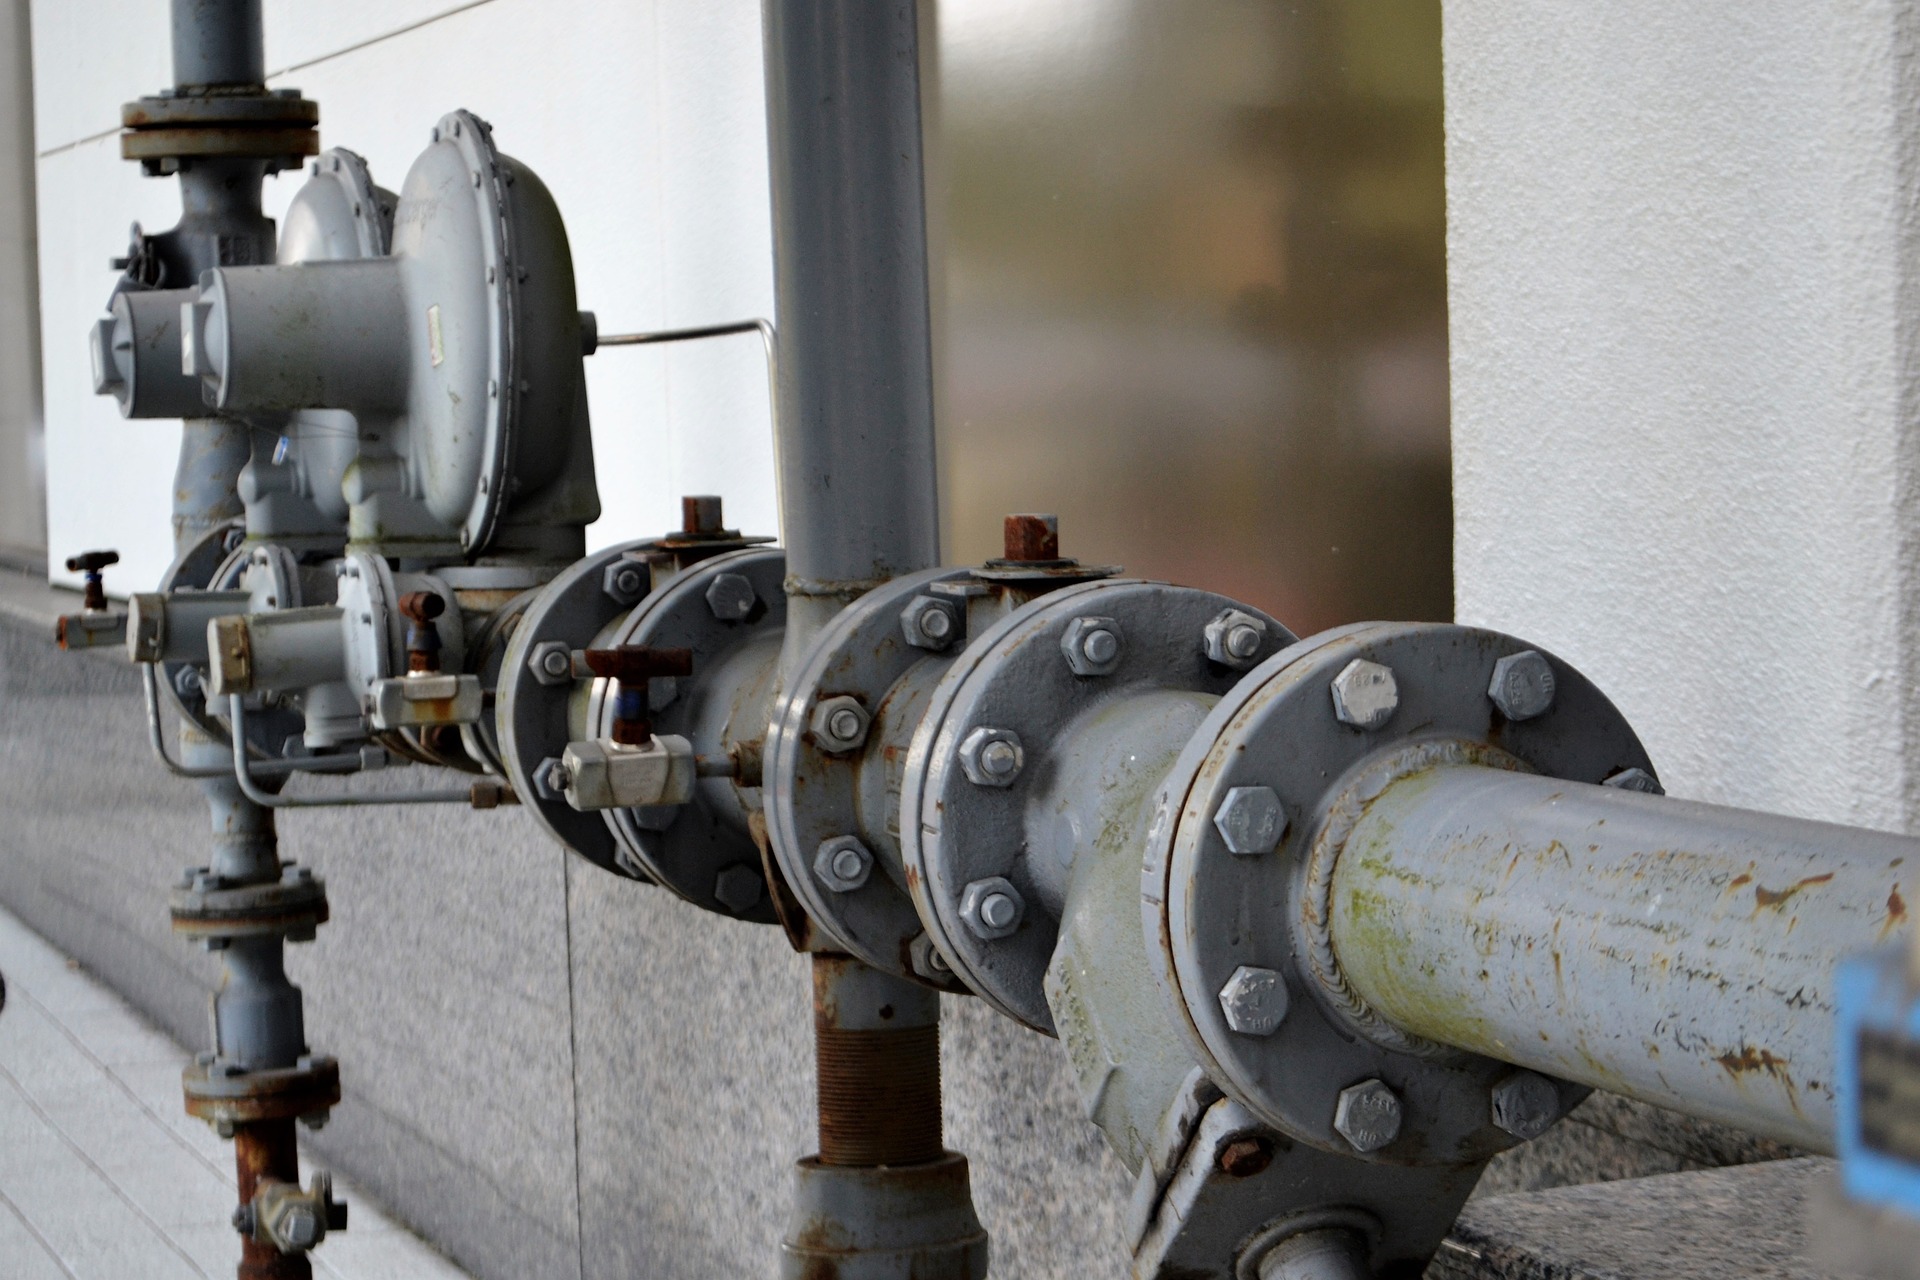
xmin=1446 ymin=1 xmax=1920 ymax=831
xmin=34 ymin=0 xmax=778 ymax=594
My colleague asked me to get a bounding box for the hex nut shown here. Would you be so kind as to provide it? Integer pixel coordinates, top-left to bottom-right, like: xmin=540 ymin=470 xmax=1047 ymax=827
xmin=959 ymin=726 xmax=1025 ymax=787
xmin=705 ymin=571 xmax=757 ymax=621
xmin=813 ymin=836 xmax=874 ymax=893
xmin=1604 ymin=767 xmax=1663 ymax=795
xmin=1062 ymin=616 xmax=1124 ymax=675
xmin=1213 ymin=786 xmax=1287 ymax=855
xmin=275 ymin=1204 xmax=320 ymax=1250
xmin=910 ymin=932 xmax=955 ymax=981
xmin=1217 ymin=965 xmax=1289 ymax=1036
xmin=172 ymin=665 xmax=204 ymax=699
xmin=810 ymin=695 xmax=871 ymax=754
xmin=532 ymin=756 xmax=571 ymax=800
xmin=1330 ymin=658 xmax=1398 ymax=731
xmin=1490 ymin=1070 xmax=1563 ymax=1140
xmin=1333 ymin=1079 xmax=1403 ymax=1153
xmin=1204 ymin=608 xmax=1269 ymax=670
xmin=601 ymin=559 xmax=647 ymax=606
xmin=901 ymin=595 xmax=961 ymax=651
xmin=713 ymin=864 xmax=764 ymax=913
xmin=1488 ymin=649 xmax=1556 ymax=721
xmin=959 ymin=876 xmax=1025 ymax=940
xmin=528 ymin=640 xmax=574 ymax=686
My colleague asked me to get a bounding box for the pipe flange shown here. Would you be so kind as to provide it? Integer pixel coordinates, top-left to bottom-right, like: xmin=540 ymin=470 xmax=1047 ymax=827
xmin=901 ymin=579 xmax=1292 ymax=1032
xmin=182 ymin=1054 xmax=340 ymax=1126
xmin=587 ymin=547 xmax=785 ymax=921
xmin=168 ymin=864 xmax=329 ymax=941
xmin=120 ymin=90 xmax=319 ymax=173
xmin=496 ymin=539 xmax=655 ymax=879
xmin=765 ymin=567 xmax=977 ymax=985
xmin=1145 ymin=622 xmax=1653 ymax=1165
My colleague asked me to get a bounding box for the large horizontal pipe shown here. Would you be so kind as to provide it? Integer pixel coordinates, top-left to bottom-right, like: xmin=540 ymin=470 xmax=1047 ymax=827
xmin=1329 ymin=765 xmax=1917 ymax=1151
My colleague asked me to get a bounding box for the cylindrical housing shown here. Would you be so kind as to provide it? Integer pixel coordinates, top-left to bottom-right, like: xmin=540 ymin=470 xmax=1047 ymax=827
xmin=1329 ymin=765 xmax=1919 ymax=1151
xmin=192 ymin=260 xmax=409 ymax=412
xmin=763 ymin=0 xmax=940 ymax=599
xmin=93 ymin=287 xmax=206 ymax=418
xmin=171 ymin=0 xmax=263 ymax=88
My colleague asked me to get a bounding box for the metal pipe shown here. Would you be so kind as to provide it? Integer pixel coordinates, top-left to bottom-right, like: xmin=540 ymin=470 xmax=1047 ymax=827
xmin=811 ymin=954 xmax=944 ymax=1168
xmin=171 ymin=0 xmax=263 ymax=89
xmin=226 ymin=695 xmax=475 ymax=807
xmin=1327 ymin=764 xmax=1920 ymax=1151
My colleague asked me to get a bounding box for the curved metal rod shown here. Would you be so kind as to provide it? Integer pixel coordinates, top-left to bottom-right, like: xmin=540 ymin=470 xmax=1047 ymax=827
xmin=227 ymin=695 xmax=474 ymax=808
xmin=143 ymin=664 xmax=379 ymax=781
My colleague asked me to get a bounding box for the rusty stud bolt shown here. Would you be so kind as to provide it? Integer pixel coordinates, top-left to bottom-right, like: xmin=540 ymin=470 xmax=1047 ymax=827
xmin=528 ymin=640 xmax=573 ymax=687
xmin=1216 ymin=1135 xmax=1275 ymax=1178
xmin=1331 ymin=659 xmax=1398 ymax=731
xmin=602 ymin=559 xmax=646 ymax=606
xmin=810 ymin=695 xmax=871 ymax=755
xmin=1218 ymin=965 xmax=1289 ymax=1035
xmin=1003 ymin=513 xmax=1060 ymax=562
xmin=1203 ymin=609 xmax=1269 ymax=671
xmin=713 ymin=864 xmax=764 ymax=914
xmin=1488 ymin=649 xmax=1556 ymax=721
xmin=1490 ymin=1070 xmax=1563 ymax=1140
xmin=901 ymin=595 xmax=961 ymax=651
xmin=705 ymin=572 xmax=757 ymax=621
xmin=1334 ymin=1079 xmax=1403 ymax=1153
xmin=813 ymin=836 xmax=874 ymax=893
xmin=1213 ymin=786 xmax=1287 ymax=855
xmin=1604 ymin=767 xmax=1663 ymax=795
xmin=1062 ymin=616 xmax=1123 ymax=676
xmin=910 ymin=932 xmax=954 ymax=980
xmin=960 ymin=877 xmax=1025 ymax=940
xmin=959 ymin=726 xmax=1024 ymax=788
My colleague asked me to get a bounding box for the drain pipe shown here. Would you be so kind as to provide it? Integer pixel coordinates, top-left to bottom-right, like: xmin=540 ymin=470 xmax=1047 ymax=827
xmin=762 ymin=3 xmax=986 ymax=1276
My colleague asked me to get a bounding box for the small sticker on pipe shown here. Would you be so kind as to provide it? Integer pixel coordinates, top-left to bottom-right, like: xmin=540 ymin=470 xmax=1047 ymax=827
xmin=427 ymin=304 xmax=444 ymax=368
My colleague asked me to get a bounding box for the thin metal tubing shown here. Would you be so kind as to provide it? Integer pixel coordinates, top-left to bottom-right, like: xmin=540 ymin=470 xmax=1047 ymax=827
xmin=227 ymin=696 xmax=472 ymax=808
xmin=142 ymin=666 xmax=367 ymax=780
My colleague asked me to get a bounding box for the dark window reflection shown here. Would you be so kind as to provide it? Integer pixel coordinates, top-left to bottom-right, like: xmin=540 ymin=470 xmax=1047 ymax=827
xmin=934 ymin=0 xmax=1449 ymax=633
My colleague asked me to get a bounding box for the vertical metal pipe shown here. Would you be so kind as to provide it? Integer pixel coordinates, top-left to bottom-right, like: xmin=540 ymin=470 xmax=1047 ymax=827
xmin=812 ymin=954 xmax=944 ymax=1167
xmin=171 ymin=0 xmax=264 ymax=89
xmin=234 ymin=1120 xmax=310 ymax=1280
xmin=1328 ymin=765 xmax=1920 ymax=1151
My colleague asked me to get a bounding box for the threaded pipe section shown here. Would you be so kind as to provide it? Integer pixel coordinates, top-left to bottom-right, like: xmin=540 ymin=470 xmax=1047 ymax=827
xmin=815 ymin=1021 xmax=943 ymax=1167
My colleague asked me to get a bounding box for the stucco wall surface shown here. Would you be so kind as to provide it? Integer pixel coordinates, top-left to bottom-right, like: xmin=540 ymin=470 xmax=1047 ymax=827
xmin=1446 ymin=1 xmax=1920 ymax=831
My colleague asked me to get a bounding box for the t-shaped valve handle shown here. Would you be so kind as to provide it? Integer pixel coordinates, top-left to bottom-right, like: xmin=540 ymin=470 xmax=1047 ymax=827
xmin=572 ymin=645 xmax=694 ymax=745
xmin=65 ymin=549 xmax=119 ymax=611
xmin=397 ymin=591 xmax=445 ymax=674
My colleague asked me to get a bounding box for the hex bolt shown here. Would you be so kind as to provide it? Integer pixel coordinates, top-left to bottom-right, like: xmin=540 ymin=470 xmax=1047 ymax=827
xmin=960 ymin=877 xmax=1025 ymax=940
xmin=1490 ymin=1070 xmax=1563 ymax=1140
xmin=1213 ymin=786 xmax=1288 ymax=855
xmin=705 ymin=572 xmax=757 ymax=621
xmin=1217 ymin=965 xmax=1289 ymax=1035
xmin=713 ymin=864 xmax=764 ymax=913
xmin=528 ymin=640 xmax=574 ymax=686
xmin=173 ymin=665 xmax=204 ymax=699
xmin=810 ymin=695 xmax=871 ymax=754
xmin=1488 ymin=649 xmax=1556 ymax=721
xmin=958 ymin=726 xmax=1025 ymax=788
xmin=277 ymin=1204 xmax=320 ymax=1250
xmin=1216 ymin=1135 xmax=1275 ymax=1178
xmin=1204 ymin=608 xmax=1269 ymax=671
xmin=910 ymin=932 xmax=954 ymax=981
xmin=1604 ymin=767 xmax=1663 ymax=795
xmin=1062 ymin=616 xmax=1123 ymax=676
xmin=1333 ymin=1079 xmax=1403 ymax=1153
xmin=602 ymin=559 xmax=646 ymax=606
xmin=1330 ymin=658 xmax=1399 ymax=731
xmin=813 ymin=836 xmax=874 ymax=893
xmin=900 ymin=595 xmax=961 ymax=651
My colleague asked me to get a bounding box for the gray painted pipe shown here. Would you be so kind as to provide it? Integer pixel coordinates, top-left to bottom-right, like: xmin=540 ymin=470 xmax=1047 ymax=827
xmin=1329 ymin=764 xmax=1919 ymax=1151
xmin=172 ymin=0 xmax=263 ymax=89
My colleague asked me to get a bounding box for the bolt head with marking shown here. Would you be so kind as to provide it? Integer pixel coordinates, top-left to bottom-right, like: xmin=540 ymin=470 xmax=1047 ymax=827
xmin=1604 ymin=766 xmax=1663 ymax=795
xmin=1213 ymin=786 xmax=1287 ymax=855
xmin=1488 ymin=649 xmax=1556 ymax=721
xmin=1490 ymin=1070 xmax=1563 ymax=1140
xmin=1334 ymin=1079 xmax=1403 ymax=1152
xmin=713 ymin=864 xmax=763 ymax=913
xmin=960 ymin=876 xmax=1025 ymax=940
xmin=813 ymin=836 xmax=874 ymax=893
xmin=1331 ymin=659 xmax=1398 ymax=731
xmin=810 ymin=695 xmax=871 ymax=754
xmin=529 ymin=640 xmax=573 ymax=686
xmin=601 ymin=559 xmax=646 ymax=606
xmin=1217 ymin=965 xmax=1289 ymax=1036
xmin=901 ymin=595 xmax=961 ymax=651
xmin=1204 ymin=608 xmax=1269 ymax=670
xmin=705 ymin=572 xmax=757 ymax=621
xmin=1062 ymin=616 xmax=1124 ymax=675
xmin=959 ymin=726 xmax=1025 ymax=787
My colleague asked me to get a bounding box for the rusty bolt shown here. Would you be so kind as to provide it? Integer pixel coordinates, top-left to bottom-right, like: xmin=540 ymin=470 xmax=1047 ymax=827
xmin=1204 ymin=609 xmax=1269 ymax=670
xmin=1333 ymin=1079 xmax=1403 ymax=1153
xmin=959 ymin=726 xmax=1024 ymax=787
xmin=528 ymin=640 xmax=573 ymax=686
xmin=705 ymin=572 xmax=757 ymax=621
xmin=1331 ymin=659 xmax=1398 ymax=731
xmin=960 ymin=877 xmax=1025 ymax=940
xmin=1216 ymin=1135 xmax=1275 ymax=1178
xmin=1213 ymin=786 xmax=1287 ymax=856
xmin=1488 ymin=649 xmax=1556 ymax=721
xmin=810 ymin=695 xmax=871 ymax=754
xmin=1062 ymin=616 xmax=1123 ymax=676
xmin=1003 ymin=513 xmax=1060 ymax=562
xmin=1604 ymin=767 xmax=1663 ymax=795
xmin=901 ymin=595 xmax=961 ymax=651
xmin=1218 ymin=965 xmax=1289 ymax=1036
xmin=602 ymin=559 xmax=646 ymax=606
xmin=813 ymin=836 xmax=874 ymax=893
xmin=713 ymin=864 xmax=763 ymax=914
xmin=1490 ymin=1070 xmax=1563 ymax=1140
xmin=910 ymin=932 xmax=954 ymax=980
